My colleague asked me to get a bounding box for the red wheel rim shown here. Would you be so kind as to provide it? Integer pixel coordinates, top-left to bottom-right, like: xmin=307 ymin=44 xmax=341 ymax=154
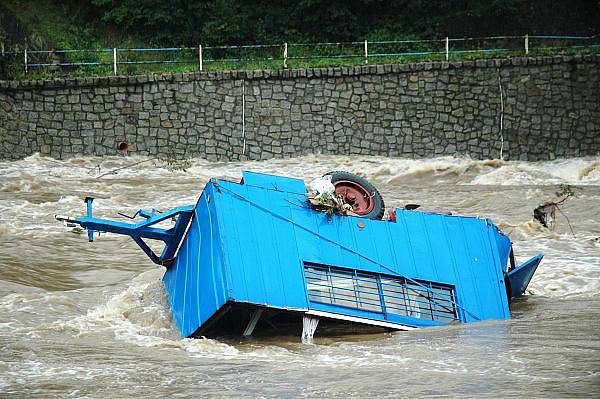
xmin=332 ymin=179 xmax=374 ymax=214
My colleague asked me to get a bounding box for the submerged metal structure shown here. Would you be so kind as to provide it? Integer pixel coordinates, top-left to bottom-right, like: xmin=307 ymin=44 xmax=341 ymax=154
xmin=58 ymin=171 xmax=542 ymax=340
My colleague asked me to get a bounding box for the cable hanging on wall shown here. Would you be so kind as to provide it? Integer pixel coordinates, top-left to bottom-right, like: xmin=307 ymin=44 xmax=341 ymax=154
xmin=497 ymin=68 xmax=505 ymax=161
xmin=242 ymin=80 xmax=246 ymax=157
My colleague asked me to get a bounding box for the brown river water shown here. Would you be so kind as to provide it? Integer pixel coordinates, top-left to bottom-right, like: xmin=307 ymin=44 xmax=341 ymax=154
xmin=1 ymin=154 xmax=599 ymax=398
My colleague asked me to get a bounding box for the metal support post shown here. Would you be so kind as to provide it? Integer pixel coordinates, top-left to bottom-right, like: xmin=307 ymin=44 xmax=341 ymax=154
xmin=524 ymin=34 xmax=529 ymax=55
xmin=242 ymin=308 xmax=263 ymax=336
xmin=301 ymin=315 xmax=319 ymax=343
xmin=84 ymin=197 xmax=95 ymax=242
xmin=113 ymin=48 xmax=117 ymax=75
xmin=283 ymin=42 xmax=288 ymax=69
xmin=24 ymin=48 xmax=28 ymax=74
xmin=364 ymin=40 xmax=369 ymax=65
xmin=445 ymin=37 xmax=449 ymax=61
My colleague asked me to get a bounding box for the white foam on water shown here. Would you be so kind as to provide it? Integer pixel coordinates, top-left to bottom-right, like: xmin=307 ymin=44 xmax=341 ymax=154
xmin=468 ymin=157 xmax=600 ymax=186
xmin=519 ymin=235 xmax=600 ymax=298
xmin=61 ymin=269 xmax=175 ymax=336
xmin=34 ymin=268 xmax=246 ymax=359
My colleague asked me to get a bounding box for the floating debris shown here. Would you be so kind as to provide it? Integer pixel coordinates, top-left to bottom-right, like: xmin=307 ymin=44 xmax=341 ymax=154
xmin=533 ymin=184 xmax=575 ymax=234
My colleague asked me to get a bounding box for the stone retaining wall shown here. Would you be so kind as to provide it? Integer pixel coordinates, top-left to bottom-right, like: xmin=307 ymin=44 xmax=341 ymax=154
xmin=1 ymin=54 xmax=599 ymax=161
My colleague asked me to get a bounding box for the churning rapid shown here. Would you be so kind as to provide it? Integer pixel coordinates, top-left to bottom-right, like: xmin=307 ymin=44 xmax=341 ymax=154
xmin=1 ymin=154 xmax=599 ymax=398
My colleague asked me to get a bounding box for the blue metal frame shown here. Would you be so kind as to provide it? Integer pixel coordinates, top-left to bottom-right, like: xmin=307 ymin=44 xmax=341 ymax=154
xmin=508 ymin=254 xmax=544 ymax=298
xmin=58 ymin=197 xmax=194 ymax=267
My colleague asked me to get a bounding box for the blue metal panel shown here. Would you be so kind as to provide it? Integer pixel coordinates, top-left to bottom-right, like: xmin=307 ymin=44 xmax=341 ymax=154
xmin=390 ymin=210 xmax=510 ymax=323
xmin=273 ymin=194 xmax=314 ymax=307
xmin=209 ymin=174 xmax=510 ymax=328
xmin=396 ymin=211 xmax=439 ymax=283
xmin=293 ymin=210 xmax=333 ymax=267
xmin=441 ymin=216 xmax=484 ymax=321
xmin=508 ymin=254 xmax=543 ymax=298
xmin=424 ymin=214 xmax=463 ymax=284
xmin=247 ymin=187 xmax=292 ymax=306
xmin=365 ymin=217 xmax=400 ymax=277
xmin=181 ymin=215 xmax=200 ymax=334
xmin=214 ymin=180 xmax=310 ymax=311
xmin=216 ymin=183 xmax=251 ymax=303
xmin=389 ymin=210 xmax=420 ymax=277
xmin=241 ymin=171 xmax=307 ymax=194
xmin=494 ymin=228 xmax=512 ymax=273
xmin=226 ymin=185 xmax=269 ymax=305
xmin=163 ymin=184 xmax=229 ymax=337
xmin=352 ymin=217 xmax=388 ymax=273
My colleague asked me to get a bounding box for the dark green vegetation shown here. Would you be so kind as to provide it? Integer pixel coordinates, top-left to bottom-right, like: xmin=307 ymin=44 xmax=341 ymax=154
xmin=88 ymin=0 xmax=599 ymax=45
xmin=1 ymin=1 xmax=598 ymax=78
xmin=3 ymin=0 xmax=599 ymax=47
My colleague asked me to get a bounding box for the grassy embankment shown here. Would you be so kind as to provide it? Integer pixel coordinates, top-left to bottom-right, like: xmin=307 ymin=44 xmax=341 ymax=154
xmin=2 ymin=0 xmax=598 ymax=80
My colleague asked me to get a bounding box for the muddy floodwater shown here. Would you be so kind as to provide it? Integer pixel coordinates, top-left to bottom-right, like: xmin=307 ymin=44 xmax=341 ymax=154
xmin=1 ymin=154 xmax=599 ymax=398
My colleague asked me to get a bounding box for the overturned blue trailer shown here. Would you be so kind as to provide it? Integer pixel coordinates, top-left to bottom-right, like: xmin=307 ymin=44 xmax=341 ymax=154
xmin=57 ymin=171 xmax=542 ymax=340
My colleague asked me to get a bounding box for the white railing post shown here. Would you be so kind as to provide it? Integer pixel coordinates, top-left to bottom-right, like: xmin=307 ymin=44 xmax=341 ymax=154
xmin=364 ymin=40 xmax=369 ymax=65
xmin=113 ymin=48 xmax=117 ymax=75
xmin=524 ymin=34 xmax=529 ymax=55
xmin=24 ymin=48 xmax=28 ymax=74
xmin=445 ymin=37 xmax=449 ymax=61
xmin=283 ymin=42 xmax=288 ymax=69
xmin=198 ymin=44 xmax=203 ymax=71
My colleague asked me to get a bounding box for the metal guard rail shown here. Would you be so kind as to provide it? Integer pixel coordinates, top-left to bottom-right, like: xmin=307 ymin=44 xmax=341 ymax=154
xmin=6 ymin=34 xmax=598 ymax=75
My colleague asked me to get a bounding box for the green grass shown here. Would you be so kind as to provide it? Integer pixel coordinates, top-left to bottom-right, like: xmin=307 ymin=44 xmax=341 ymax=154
xmin=13 ymin=45 xmax=598 ymax=80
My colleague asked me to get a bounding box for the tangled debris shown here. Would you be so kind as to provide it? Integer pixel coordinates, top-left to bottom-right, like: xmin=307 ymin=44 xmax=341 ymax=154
xmin=307 ymin=175 xmax=359 ymax=217
xmin=94 ymin=150 xmax=193 ymax=179
xmin=533 ymin=184 xmax=575 ymax=234
xmin=307 ymin=193 xmax=360 ymax=217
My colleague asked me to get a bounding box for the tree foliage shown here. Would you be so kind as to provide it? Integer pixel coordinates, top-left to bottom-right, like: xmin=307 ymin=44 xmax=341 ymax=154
xmin=86 ymin=0 xmax=599 ymax=45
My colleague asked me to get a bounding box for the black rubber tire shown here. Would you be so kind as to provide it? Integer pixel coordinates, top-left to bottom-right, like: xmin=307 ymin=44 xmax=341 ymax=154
xmin=323 ymin=171 xmax=385 ymax=220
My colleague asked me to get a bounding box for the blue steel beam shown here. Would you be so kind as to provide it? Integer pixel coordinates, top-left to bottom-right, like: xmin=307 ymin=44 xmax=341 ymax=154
xmin=74 ymin=218 xmax=175 ymax=241
xmin=161 ymin=210 xmax=194 ymax=260
xmin=58 ymin=198 xmax=195 ymax=267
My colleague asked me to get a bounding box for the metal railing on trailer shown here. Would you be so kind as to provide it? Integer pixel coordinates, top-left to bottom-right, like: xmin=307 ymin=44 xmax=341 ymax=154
xmin=3 ymin=34 xmax=598 ymax=78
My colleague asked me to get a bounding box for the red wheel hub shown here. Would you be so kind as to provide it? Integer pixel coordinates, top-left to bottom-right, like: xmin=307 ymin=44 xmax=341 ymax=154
xmin=332 ymin=180 xmax=374 ymax=214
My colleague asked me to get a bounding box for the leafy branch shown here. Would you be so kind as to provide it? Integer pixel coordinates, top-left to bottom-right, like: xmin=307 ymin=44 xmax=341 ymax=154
xmin=533 ymin=184 xmax=575 ymax=235
xmin=94 ymin=150 xmax=194 ymax=178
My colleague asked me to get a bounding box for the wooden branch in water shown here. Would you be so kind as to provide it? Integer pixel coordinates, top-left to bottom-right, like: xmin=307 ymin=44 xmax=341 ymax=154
xmin=95 ymin=158 xmax=156 ymax=178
